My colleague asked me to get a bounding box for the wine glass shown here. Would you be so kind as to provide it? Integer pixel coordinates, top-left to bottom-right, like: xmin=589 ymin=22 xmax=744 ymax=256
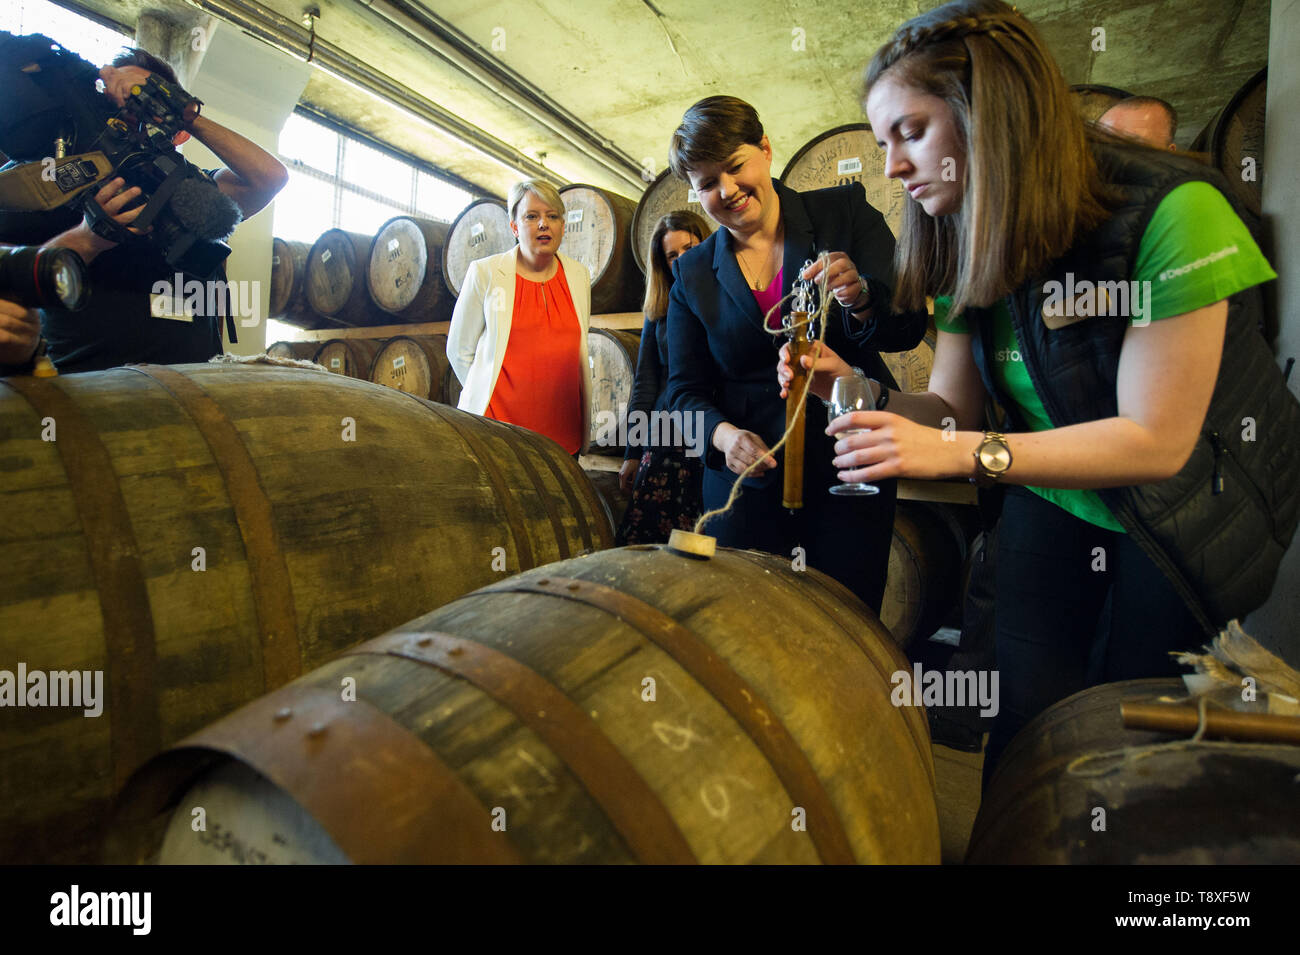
xmin=829 ymin=374 xmax=879 ymax=496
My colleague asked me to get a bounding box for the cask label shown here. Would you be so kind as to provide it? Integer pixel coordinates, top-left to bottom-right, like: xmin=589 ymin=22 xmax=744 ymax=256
xmin=837 ymin=157 xmax=863 ymax=176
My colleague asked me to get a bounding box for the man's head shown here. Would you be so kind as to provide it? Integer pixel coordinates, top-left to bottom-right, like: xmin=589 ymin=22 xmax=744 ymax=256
xmin=98 ymin=47 xmax=177 ymax=109
xmin=1098 ymin=96 xmax=1178 ymax=150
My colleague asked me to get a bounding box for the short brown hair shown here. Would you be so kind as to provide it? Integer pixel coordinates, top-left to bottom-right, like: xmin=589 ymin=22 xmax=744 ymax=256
xmin=863 ymin=0 xmax=1115 ymax=316
xmin=668 ymin=96 xmax=764 ymax=182
xmin=111 ymin=47 xmax=178 ymax=85
xmin=643 ymin=210 xmax=712 ymax=320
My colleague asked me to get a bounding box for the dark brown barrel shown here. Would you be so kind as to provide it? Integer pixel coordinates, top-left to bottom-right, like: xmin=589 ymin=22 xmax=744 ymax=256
xmin=265 ymin=340 xmax=320 ymax=362
xmin=587 ymin=328 xmax=640 ymax=452
xmin=366 ymin=215 xmax=453 ymax=322
xmin=880 ymin=324 xmax=937 ymax=394
xmin=443 ymin=199 xmax=514 ymax=297
xmin=314 ymin=338 xmax=384 ymax=379
xmin=780 ymin=124 xmax=905 ymax=237
xmin=879 ymin=502 xmax=970 ymax=648
xmin=268 ymin=238 xmax=312 ymax=318
xmin=967 ymin=678 xmax=1300 ymax=863
xmin=306 ymin=229 xmax=385 ymax=326
xmin=1190 ymin=68 xmax=1266 ymax=218
xmin=108 ymin=546 xmax=939 ymax=864
xmin=559 ymin=184 xmax=643 ymax=314
xmin=443 ymin=363 xmax=463 ymax=408
xmin=631 ymin=168 xmax=718 ymax=274
xmin=584 ymin=467 xmax=628 ymax=529
xmin=1069 ymin=83 xmax=1134 ymax=123
xmin=369 ymin=334 xmax=453 ymax=401
xmin=0 ymin=362 xmax=613 ymax=863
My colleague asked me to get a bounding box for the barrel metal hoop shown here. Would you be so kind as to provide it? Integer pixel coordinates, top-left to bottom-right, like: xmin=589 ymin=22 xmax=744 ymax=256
xmin=408 ymin=396 xmax=536 ymax=569
xmin=480 ymin=575 xmax=858 ymax=864
xmin=515 ymin=423 xmax=609 ymax=553
xmin=347 ymin=630 xmax=698 ymax=864
xmin=127 ymin=365 xmax=301 ymax=690
xmin=1 ymin=375 xmax=161 ymax=789
xmin=178 ymin=684 xmax=519 ymax=863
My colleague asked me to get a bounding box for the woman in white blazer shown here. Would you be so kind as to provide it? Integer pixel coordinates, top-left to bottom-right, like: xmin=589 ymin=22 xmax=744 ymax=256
xmin=447 ymin=179 xmax=592 ymax=454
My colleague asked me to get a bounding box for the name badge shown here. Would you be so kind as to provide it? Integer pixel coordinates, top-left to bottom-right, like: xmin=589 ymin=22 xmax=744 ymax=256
xmin=150 ymin=293 xmax=196 ymax=323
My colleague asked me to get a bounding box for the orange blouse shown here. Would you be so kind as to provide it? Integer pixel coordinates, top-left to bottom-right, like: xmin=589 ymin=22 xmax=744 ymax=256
xmin=485 ymin=260 xmax=584 ymax=454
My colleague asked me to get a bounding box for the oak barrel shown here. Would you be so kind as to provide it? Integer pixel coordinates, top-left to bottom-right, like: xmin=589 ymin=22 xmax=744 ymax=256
xmin=584 ymin=466 xmax=628 ymax=530
xmin=306 ymin=229 xmax=385 ymax=326
xmin=108 ymin=546 xmax=939 ymax=864
xmin=630 ymin=168 xmax=718 ymax=274
xmin=366 ymin=215 xmax=454 ymax=322
xmin=265 ymin=340 xmax=321 ymax=362
xmin=369 ymin=334 xmax=453 ymax=402
xmin=314 ymin=338 xmax=384 ymax=380
xmin=268 ymin=238 xmax=312 ymax=319
xmin=880 ymin=325 xmax=937 ymax=394
xmin=0 ymin=362 xmax=613 ymax=863
xmin=1069 ymin=83 xmax=1134 ymax=123
xmin=967 ymin=678 xmax=1300 ymax=863
xmin=443 ymin=199 xmax=514 ymax=297
xmin=1190 ymin=68 xmax=1266 ymax=218
xmin=879 ymin=502 xmax=971 ymax=648
xmin=558 ymin=184 xmax=643 ymax=314
xmin=780 ymin=124 xmax=905 ymax=237
xmin=587 ymin=328 xmax=640 ymax=451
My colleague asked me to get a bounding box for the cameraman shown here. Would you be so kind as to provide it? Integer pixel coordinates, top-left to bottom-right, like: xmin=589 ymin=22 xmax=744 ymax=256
xmin=0 ymin=46 xmax=288 ymax=374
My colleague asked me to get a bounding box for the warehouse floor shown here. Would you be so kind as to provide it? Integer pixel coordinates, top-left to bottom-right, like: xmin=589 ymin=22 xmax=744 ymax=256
xmin=932 ymin=738 xmax=986 ymax=864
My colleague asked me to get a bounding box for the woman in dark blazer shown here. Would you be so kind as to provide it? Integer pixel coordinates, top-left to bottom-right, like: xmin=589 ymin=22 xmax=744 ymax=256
xmin=665 ymin=96 xmax=927 ymax=611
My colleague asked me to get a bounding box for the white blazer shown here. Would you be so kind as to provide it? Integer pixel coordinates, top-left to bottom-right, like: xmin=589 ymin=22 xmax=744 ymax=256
xmin=447 ymin=247 xmax=592 ymax=450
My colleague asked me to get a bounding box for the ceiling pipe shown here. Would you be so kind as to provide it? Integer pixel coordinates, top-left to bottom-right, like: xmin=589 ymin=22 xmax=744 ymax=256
xmin=357 ymin=0 xmax=646 ymax=193
xmin=180 ymin=0 xmax=563 ymax=188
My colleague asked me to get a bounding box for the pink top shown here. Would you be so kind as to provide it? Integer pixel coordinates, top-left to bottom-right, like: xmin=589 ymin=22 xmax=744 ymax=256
xmin=755 ymin=266 xmax=785 ymax=329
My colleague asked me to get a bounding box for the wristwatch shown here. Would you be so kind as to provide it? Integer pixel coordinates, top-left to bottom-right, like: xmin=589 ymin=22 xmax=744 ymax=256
xmin=971 ymin=431 xmax=1012 ymax=486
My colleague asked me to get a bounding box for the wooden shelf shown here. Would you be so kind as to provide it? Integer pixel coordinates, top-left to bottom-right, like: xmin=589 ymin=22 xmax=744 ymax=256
xmin=275 ymin=312 xmax=645 ymax=343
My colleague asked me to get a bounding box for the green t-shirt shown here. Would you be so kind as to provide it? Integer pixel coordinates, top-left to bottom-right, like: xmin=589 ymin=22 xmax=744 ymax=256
xmin=935 ymin=181 xmax=1277 ymax=531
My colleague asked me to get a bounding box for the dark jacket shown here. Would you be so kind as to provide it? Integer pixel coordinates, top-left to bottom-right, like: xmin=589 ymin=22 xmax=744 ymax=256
xmin=665 ymin=179 xmax=928 ymax=479
xmin=967 ymin=140 xmax=1299 ymax=636
xmin=624 ymin=314 xmax=673 ymax=460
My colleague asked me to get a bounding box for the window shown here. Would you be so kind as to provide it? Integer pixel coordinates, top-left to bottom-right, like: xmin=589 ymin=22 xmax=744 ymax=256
xmin=0 ymin=0 xmax=132 ymax=66
xmin=273 ymin=112 xmax=472 ymax=243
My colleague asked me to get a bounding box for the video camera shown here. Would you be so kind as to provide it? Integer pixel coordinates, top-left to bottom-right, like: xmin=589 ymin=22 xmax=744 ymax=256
xmin=0 ymin=32 xmax=241 ymax=279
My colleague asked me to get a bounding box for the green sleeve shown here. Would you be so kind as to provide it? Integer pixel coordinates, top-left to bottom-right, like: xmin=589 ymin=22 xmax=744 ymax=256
xmin=933 ymin=295 xmax=968 ymax=334
xmin=1133 ymin=181 xmax=1276 ymax=323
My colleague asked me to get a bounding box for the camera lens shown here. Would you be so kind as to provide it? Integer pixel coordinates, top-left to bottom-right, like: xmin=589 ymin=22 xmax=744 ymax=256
xmin=0 ymin=246 xmax=89 ymax=311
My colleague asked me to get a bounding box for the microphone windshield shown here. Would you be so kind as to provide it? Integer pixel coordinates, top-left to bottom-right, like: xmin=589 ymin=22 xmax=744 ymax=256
xmin=169 ymin=175 xmax=242 ymax=240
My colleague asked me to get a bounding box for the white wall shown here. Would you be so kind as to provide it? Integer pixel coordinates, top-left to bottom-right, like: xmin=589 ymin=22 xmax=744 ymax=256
xmin=173 ymin=22 xmax=309 ymax=354
xmin=1244 ymin=1 xmax=1299 ymax=665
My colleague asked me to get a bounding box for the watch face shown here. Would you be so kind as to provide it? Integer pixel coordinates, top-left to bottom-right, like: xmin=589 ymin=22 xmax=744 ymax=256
xmin=981 ymin=439 xmax=1012 ymax=474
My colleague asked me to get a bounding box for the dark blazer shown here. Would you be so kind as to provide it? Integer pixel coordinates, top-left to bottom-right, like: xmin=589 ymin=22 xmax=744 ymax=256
xmin=665 ymin=179 xmax=928 ymax=481
xmin=623 ymin=314 xmax=673 ymax=460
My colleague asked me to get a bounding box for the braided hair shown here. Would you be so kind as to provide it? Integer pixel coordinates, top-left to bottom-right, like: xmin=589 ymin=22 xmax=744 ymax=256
xmin=863 ymin=0 xmax=1114 ymax=317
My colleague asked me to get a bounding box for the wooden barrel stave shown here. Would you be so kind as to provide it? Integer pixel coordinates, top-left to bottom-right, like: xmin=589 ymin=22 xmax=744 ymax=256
xmin=0 ymin=363 xmax=613 ymax=863
xmin=880 ymin=324 xmax=937 ymax=395
xmin=443 ymin=199 xmax=515 ymax=298
xmin=967 ymin=677 xmax=1300 ymax=863
xmin=587 ymin=328 xmax=640 ymax=451
xmin=266 ymin=341 xmax=321 ymax=362
xmin=780 ymin=124 xmax=906 ymax=237
xmin=879 ymin=501 xmax=970 ymax=648
xmin=559 ymin=184 xmax=643 ymax=314
xmin=1190 ymin=68 xmax=1266 ymax=218
xmin=367 ymin=215 xmax=453 ymax=322
xmin=630 ymin=168 xmax=718 ymax=273
xmin=1069 ymin=83 xmax=1134 ymax=124
xmin=109 ymin=546 xmax=939 ymax=864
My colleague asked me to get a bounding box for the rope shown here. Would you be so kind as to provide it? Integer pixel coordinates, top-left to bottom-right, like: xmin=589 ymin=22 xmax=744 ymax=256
xmin=1063 ymin=696 xmax=1288 ymax=778
xmin=693 ymin=253 xmax=834 ymax=535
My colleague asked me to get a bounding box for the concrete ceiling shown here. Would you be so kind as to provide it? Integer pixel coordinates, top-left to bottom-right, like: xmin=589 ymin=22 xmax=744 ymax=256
xmin=58 ymin=0 xmax=1270 ymax=201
